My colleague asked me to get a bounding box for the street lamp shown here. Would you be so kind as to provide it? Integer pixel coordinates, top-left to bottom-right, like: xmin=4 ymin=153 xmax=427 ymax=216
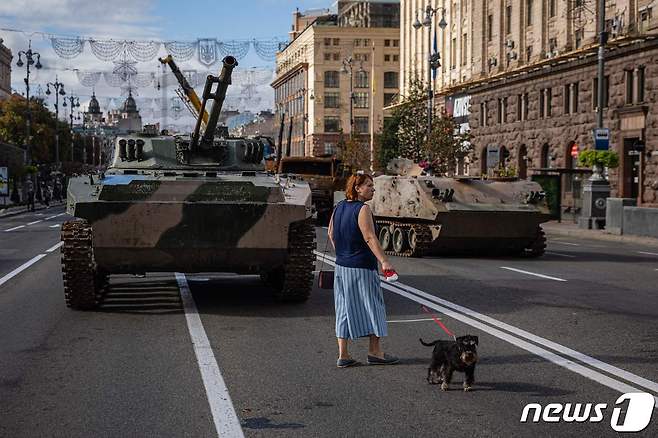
xmin=413 ymin=5 xmax=447 ymax=141
xmin=341 ymin=56 xmax=364 ymax=135
xmin=15 ymin=41 xmax=43 ymax=165
xmin=65 ymin=95 xmax=80 ymax=163
xmin=45 ymin=78 xmax=66 ymax=168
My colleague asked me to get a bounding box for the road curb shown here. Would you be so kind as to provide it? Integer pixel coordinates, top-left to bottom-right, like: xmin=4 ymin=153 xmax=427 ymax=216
xmin=543 ymin=223 xmax=658 ymax=248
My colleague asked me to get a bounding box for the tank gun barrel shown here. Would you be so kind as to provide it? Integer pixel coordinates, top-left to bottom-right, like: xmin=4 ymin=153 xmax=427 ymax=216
xmin=191 ymin=56 xmax=238 ymax=149
xmin=158 ymin=55 xmax=209 ymax=127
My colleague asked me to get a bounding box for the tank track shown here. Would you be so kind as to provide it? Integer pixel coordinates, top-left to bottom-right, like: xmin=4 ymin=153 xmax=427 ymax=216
xmin=522 ymin=226 xmax=547 ymax=258
xmin=61 ymin=219 xmax=103 ymax=310
xmin=273 ymin=218 xmax=316 ymax=302
xmin=376 ymin=220 xmax=432 ymax=258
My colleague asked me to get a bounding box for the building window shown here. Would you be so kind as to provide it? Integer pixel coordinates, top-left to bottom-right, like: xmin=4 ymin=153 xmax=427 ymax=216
xmin=324 ymin=116 xmax=340 ymax=132
xmin=625 ymin=69 xmax=634 ymax=104
xmin=487 ymin=15 xmax=493 ymax=41
xmin=564 ymin=84 xmax=571 ymax=114
xmin=384 ymin=71 xmax=399 ymax=88
xmin=517 ymin=95 xmax=522 ymax=121
xmin=502 ymin=97 xmax=508 ymax=123
xmin=505 ymin=6 xmax=512 ymax=34
xmin=638 ymin=66 xmax=645 ymax=102
xmin=324 ymin=38 xmax=331 ymax=46
xmin=393 ymin=39 xmax=399 ymax=47
xmin=324 ymin=92 xmax=340 ymax=108
xmin=526 ymin=0 xmax=533 ymax=26
xmin=575 ymin=29 xmax=584 ymax=48
xmin=461 ymin=34 xmax=468 ymax=66
xmin=526 ymin=45 xmax=533 ymax=62
xmin=573 ymin=83 xmax=579 ymax=112
xmin=333 ymin=53 xmax=340 ymax=61
xmin=324 ymin=53 xmax=331 ymax=61
xmin=640 ymin=7 xmax=653 ymax=32
xmin=384 ymin=93 xmax=397 ymax=106
xmin=393 ymin=55 xmax=399 ymax=62
xmin=384 ymin=39 xmax=391 ymax=47
xmin=363 ymin=39 xmax=370 ymax=46
xmin=324 ymin=142 xmax=336 ymax=155
xmin=497 ymin=98 xmax=503 ymax=124
xmin=353 ymin=92 xmax=369 ymax=108
xmin=592 ymin=76 xmax=609 ymax=109
xmin=539 ymin=90 xmax=545 ymax=118
xmin=451 ymin=38 xmax=457 ymax=68
xmin=333 ymin=38 xmax=340 ymax=46
xmin=480 ymin=102 xmax=487 ymax=127
xmin=549 ymin=0 xmax=556 ymax=17
xmin=546 ymin=88 xmax=552 ymax=117
xmin=324 ymin=71 xmax=340 ymax=88
xmin=354 ymin=116 xmax=369 ymax=133
xmin=384 ymin=54 xmax=391 ymax=62
xmin=355 ymin=71 xmax=369 ymax=88
xmin=354 ymin=39 xmax=361 ymax=47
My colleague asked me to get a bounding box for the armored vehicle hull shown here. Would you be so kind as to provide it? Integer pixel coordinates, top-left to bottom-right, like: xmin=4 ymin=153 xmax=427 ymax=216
xmin=370 ymin=175 xmax=551 ymax=257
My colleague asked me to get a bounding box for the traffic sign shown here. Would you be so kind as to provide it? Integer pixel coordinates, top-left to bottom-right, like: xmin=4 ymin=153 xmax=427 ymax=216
xmin=593 ymin=128 xmax=610 ymax=150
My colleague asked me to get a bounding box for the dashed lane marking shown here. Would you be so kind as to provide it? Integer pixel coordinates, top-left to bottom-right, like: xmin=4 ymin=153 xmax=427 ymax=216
xmin=49 ymin=224 xmax=60 ymax=229
xmin=46 ymin=242 xmax=63 ymax=253
xmin=315 ymin=251 xmax=658 ymax=407
xmin=638 ymin=251 xmax=658 ymax=257
xmin=27 ymin=220 xmax=42 ymax=225
xmin=4 ymin=225 xmax=25 ymax=232
xmin=0 ymin=254 xmax=48 ymax=287
xmin=500 ymin=266 xmax=567 ymax=282
xmin=45 ymin=213 xmax=66 ymax=220
xmin=175 ymin=273 xmax=245 ymax=438
xmin=545 ymin=251 xmax=577 ymax=258
xmin=551 ymin=241 xmax=581 ymax=246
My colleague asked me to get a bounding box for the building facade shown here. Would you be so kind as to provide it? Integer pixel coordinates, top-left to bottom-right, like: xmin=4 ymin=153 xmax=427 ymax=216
xmin=0 ymin=38 xmax=12 ymax=100
xmin=106 ymin=91 xmax=143 ymax=134
xmin=400 ymin=0 xmax=658 ymax=211
xmin=272 ymin=2 xmax=401 ymax=157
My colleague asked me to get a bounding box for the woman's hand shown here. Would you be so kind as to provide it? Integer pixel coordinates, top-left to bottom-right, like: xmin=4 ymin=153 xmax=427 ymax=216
xmin=381 ymin=260 xmax=394 ymax=272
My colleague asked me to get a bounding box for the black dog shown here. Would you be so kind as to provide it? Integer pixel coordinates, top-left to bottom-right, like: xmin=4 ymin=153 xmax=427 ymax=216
xmin=419 ymin=335 xmax=479 ymax=392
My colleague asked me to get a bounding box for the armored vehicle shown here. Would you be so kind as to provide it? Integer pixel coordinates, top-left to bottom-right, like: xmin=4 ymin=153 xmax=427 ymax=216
xmin=370 ymin=161 xmax=550 ymax=257
xmin=62 ymin=56 xmax=315 ymax=310
xmin=278 ymin=156 xmax=345 ymax=224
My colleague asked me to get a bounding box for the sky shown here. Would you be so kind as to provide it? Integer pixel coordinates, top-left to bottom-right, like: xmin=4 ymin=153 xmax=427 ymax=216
xmin=0 ymin=0 xmax=331 ymax=130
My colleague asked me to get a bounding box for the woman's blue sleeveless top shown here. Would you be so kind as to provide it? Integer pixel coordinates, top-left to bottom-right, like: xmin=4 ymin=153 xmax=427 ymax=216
xmin=332 ymin=200 xmax=378 ymax=270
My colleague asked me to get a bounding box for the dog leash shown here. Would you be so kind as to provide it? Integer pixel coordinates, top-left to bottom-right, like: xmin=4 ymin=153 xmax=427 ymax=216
xmin=421 ymin=306 xmax=457 ymax=341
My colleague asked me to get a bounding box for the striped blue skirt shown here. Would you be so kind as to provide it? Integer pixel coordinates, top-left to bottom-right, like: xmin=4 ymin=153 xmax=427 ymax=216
xmin=334 ymin=265 xmax=388 ymax=340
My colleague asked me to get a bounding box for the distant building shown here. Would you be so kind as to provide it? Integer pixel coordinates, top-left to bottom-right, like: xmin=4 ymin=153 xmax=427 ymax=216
xmin=106 ymin=91 xmax=143 ymax=133
xmin=234 ymin=110 xmax=276 ymax=138
xmin=0 ymin=38 xmax=12 ymax=100
xmin=83 ymin=92 xmax=104 ymax=128
xmin=272 ymin=1 xmax=401 ymax=157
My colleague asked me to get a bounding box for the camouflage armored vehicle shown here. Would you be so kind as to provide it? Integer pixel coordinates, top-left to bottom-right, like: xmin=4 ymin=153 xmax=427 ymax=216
xmin=62 ymin=56 xmax=315 ymax=310
xmin=278 ymin=156 xmax=345 ymax=224
xmin=369 ymin=160 xmax=550 ymax=258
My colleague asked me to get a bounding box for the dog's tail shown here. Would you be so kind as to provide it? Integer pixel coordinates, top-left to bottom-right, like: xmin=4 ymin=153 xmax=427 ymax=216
xmin=419 ymin=338 xmax=439 ymax=347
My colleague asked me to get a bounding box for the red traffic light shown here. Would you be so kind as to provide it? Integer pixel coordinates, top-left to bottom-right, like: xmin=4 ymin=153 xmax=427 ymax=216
xmin=570 ymin=143 xmax=579 ymax=158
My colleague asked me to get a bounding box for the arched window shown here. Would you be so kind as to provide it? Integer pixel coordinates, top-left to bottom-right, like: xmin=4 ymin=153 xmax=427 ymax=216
xmin=480 ymin=146 xmax=488 ymax=175
xmin=499 ymin=145 xmax=509 ymax=165
xmin=565 ymin=141 xmax=575 ymax=169
xmin=518 ymin=144 xmax=528 ymax=179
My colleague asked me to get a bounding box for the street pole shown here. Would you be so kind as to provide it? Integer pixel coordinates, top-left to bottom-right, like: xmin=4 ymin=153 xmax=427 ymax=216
xmin=596 ymin=0 xmax=606 ymax=129
xmin=427 ymin=8 xmax=433 ymax=142
xmin=46 ymin=78 xmax=66 ymax=169
xmin=16 ymin=41 xmax=42 ymax=166
xmin=369 ymin=41 xmax=375 ymax=172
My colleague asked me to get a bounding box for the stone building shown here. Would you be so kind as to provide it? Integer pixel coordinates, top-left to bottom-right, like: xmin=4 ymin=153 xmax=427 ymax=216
xmin=83 ymin=92 xmax=104 ymax=128
xmin=106 ymin=91 xmax=143 ymax=134
xmin=272 ymin=1 xmax=401 ymax=157
xmin=400 ymin=0 xmax=658 ymax=213
xmin=0 ymin=38 xmax=12 ymax=100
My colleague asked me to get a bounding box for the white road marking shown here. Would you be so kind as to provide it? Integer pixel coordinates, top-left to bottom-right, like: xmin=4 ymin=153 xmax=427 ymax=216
xmin=27 ymin=220 xmax=42 ymax=225
xmin=545 ymin=251 xmax=576 ymax=258
xmin=4 ymin=225 xmax=25 ymax=232
xmin=46 ymin=213 xmax=66 ymax=220
xmin=0 ymin=254 xmax=48 ymax=286
xmin=638 ymin=251 xmax=658 ymax=257
xmin=315 ymin=251 xmax=658 ymax=407
xmin=49 ymin=224 xmax=61 ymax=229
xmin=500 ymin=266 xmax=567 ymax=282
xmin=552 ymin=241 xmax=581 ymax=246
xmin=175 ymin=273 xmax=245 ymax=438
xmin=387 ymin=318 xmax=436 ymax=323
xmin=46 ymin=242 xmax=64 ymax=253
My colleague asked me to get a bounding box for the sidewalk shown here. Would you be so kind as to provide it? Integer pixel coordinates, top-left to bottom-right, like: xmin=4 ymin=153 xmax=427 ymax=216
xmin=542 ymin=220 xmax=658 ymax=248
xmin=0 ymin=201 xmax=66 ymax=219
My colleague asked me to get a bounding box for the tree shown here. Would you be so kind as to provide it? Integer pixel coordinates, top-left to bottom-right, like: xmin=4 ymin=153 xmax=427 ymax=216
xmin=0 ymin=95 xmax=72 ymax=163
xmin=376 ymin=113 xmax=402 ymax=170
xmin=390 ymin=76 xmax=472 ymax=175
xmin=337 ymin=131 xmax=370 ymax=174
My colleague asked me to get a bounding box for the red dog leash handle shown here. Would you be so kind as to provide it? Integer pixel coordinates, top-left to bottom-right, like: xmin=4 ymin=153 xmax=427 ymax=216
xmin=421 ymin=306 xmax=456 ymax=340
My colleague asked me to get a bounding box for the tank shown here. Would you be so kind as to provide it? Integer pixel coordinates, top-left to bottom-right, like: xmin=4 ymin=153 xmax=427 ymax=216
xmin=62 ymin=56 xmax=315 ymax=310
xmin=369 ymin=160 xmax=551 ymax=257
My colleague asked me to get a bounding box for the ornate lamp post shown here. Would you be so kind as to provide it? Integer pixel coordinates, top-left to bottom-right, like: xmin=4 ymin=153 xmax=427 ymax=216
xmin=45 ymin=78 xmax=66 ymax=168
xmin=64 ymin=95 xmax=80 ymax=163
xmin=413 ymin=5 xmax=447 ymax=140
xmin=341 ymin=56 xmax=364 ymax=135
xmin=15 ymin=41 xmax=43 ymax=165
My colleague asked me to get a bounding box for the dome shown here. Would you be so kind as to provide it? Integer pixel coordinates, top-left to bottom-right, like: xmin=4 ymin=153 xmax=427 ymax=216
xmin=122 ymin=91 xmax=138 ymax=113
xmin=88 ymin=92 xmax=101 ymax=114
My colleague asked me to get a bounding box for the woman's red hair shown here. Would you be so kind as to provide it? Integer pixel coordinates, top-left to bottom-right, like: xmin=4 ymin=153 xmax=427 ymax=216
xmin=345 ymin=173 xmax=373 ymax=201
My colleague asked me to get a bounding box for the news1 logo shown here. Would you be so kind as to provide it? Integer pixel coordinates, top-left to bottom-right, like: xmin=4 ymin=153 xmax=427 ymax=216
xmin=520 ymin=393 xmax=654 ymax=432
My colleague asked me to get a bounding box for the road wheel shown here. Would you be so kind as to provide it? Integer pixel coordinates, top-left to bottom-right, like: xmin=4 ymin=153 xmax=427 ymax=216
xmin=522 ymin=227 xmax=546 ymax=258
xmin=392 ymin=226 xmax=408 ymax=254
xmin=61 ymin=219 xmax=100 ymax=310
xmin=379 ymin=226 xmax=392 ymax=251
xmin=273 ymin=218 xmax=316 ymax=302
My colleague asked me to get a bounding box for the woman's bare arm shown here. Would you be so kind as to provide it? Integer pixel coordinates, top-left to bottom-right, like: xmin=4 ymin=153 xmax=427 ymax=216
xmin=327 ymin=211 xmax=335 ymax=250
xmin=358 ymin=205 xmax=393 ymax=271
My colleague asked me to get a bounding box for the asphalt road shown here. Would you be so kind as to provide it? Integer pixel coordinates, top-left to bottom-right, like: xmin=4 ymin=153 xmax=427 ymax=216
xmin=1 ymin=208 xmax=656 ymax=437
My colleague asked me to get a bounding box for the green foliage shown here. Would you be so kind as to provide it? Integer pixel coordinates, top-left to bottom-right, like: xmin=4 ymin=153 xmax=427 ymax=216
xmin=23 ymin=165 xmax=38 ymax=174
xmin=376 ymin=114 xmax=402 ymax=170
xmin=578 ymin=150 xmax=619 ymax=168
xmin=0 ymin=95 xmax=73 ymax=163
xmin=389 ymin=76 xmax=472 ymax=175
xmin=337 ymin=132 xmax=371 ymax=174
xmin=494 ymin=165 xmax=518 ymax=178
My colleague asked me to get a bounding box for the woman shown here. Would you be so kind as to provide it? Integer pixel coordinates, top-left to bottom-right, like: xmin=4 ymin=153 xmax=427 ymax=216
xmin=328 ymin=173 xmax=398 ymax=368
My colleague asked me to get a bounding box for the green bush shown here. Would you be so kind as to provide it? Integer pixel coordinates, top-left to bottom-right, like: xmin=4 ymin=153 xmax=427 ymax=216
xmin=578 ymin=150 xmax=619 ymax=168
